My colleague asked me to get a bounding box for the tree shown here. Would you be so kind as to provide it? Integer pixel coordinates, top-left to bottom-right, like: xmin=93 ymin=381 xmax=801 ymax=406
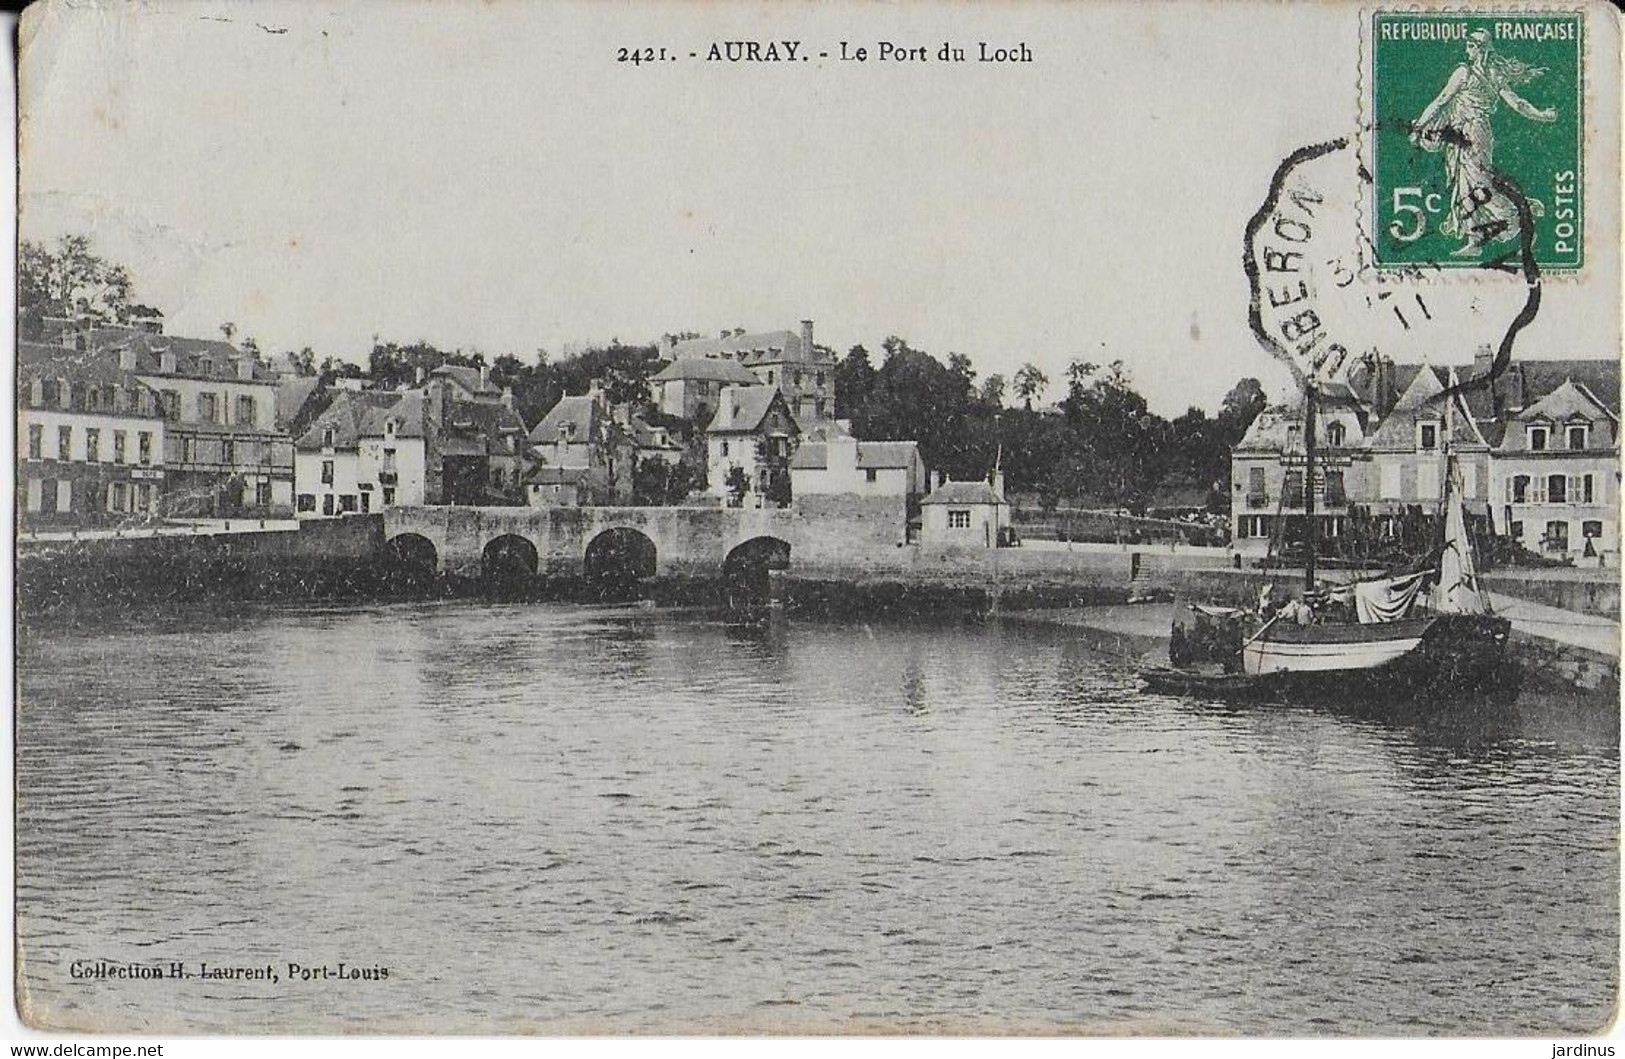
xmin=980 ymin=374 xmax=1006 ymax=408
xmin=295 ymin=347 xmax=318 ymax=376
xmin=1219 ymin=377 xmax=1268 ymax=432
xmin=17 ymin=235 xmax=135 ymax=338
xmin=220 ymin=322 xmax=237 ymax=343
xmin=724 ymin=466 xmax=751 ymax=507
xmin=1013 ymin=363 xmax=1049 ymax=410
xmin=835 ymin=344 xmax=876 ymax=420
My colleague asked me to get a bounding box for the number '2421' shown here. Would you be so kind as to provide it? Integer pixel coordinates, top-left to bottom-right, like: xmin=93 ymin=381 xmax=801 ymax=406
xmin=617 ymin=47 xmax=671 ymax=64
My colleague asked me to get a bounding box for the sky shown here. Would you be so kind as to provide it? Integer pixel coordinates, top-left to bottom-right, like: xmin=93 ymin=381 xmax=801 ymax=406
xmin=18 ymin=0 xmax=1622 ymax=415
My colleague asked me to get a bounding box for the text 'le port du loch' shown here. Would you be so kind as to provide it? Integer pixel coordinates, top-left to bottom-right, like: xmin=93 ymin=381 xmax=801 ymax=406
xmin=704 ymin=40 xmax=1034 ymax=63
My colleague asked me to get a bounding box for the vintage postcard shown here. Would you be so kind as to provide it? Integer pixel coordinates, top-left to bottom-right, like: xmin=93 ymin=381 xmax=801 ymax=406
xmin=11 ymin=0 xmax=1622 ymax=1042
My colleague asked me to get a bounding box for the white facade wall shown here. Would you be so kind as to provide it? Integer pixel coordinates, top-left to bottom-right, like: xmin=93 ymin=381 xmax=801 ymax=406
xmin=921 ymin=502 xmax=1006 ymax=548
xmin=135 ymin=374 xmax=277 ymax=430
xmin=1491 ymin=455 xmax=1616 ymax=562
xmin=358 ymin=435 xmax=427 ymax=510
xmin=294 ymin=449 xmax=365 ymax=518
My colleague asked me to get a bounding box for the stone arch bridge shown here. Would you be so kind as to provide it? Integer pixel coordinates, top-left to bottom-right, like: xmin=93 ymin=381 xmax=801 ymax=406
xmin=382 ymin=505 xmax=797 ymax=579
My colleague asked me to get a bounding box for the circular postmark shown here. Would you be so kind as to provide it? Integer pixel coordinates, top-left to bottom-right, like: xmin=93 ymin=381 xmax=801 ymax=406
xmin=1244 ymin=125 xmax=1541 ymax=403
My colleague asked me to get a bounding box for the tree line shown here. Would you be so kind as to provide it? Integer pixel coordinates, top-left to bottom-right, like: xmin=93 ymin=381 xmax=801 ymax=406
xmin=19 ymin=235 xmax=1268 ymax=512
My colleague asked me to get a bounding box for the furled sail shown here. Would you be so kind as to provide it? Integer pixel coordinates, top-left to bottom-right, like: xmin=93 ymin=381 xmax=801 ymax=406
xmin=1430 ymin=456 xmax=1487 ymax=615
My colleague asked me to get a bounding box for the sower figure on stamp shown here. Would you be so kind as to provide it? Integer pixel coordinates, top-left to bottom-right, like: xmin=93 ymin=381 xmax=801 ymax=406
xmin=1409 ymin=28 xmax=1558 ymax=256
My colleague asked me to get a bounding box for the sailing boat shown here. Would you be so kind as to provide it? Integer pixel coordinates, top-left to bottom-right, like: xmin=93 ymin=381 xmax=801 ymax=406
xmin=1145 ymin=374 xmax=1514 ymax=703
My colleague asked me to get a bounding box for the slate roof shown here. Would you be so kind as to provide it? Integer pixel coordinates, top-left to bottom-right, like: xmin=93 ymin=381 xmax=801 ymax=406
xmin=525 ymin=465 xmax=593 ymax=485
xmin=530 ymin=394 xmax=601 ymax=444
xmin=430 ymin=364 xmax=501 ymax=397
xmin=295 ymin=390 xmax=401 ymax=450
xmin=275 ymin=375 xmax=323 ymax=432
xmin=650 ymin=357 xmax=761 ymax=385
xmin=19 ymin=340 xmax=156 ymax=391
xmin=704 ymin=385 xmax=796 ymax=435
xmin=443 ymin=396 xmax=526 ymax=453
xmin=1367 ymin=368 xmax=1485 ymax=450
xmin=672 ymin=330 xmax=832 ymax=367
xmin=1515 ymin=379 xmax=1617 ymax=425
xmin=921 ymin=480 xmax=1007 ymax=506
xmin=790 ymin=440 xmax=920 ymax=470
xmin=85 ymin=327 xmax=280 ymax=384
xmin=358 ymin=392 xmax=428 ymax=439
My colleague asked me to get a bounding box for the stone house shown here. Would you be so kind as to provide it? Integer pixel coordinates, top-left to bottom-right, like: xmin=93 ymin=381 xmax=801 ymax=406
xmin=18 ymin=340 xmax=168 ymax=529
xmin=702 ymin=385 xmax=800 ymax=507
xmin=919 ymin=477 xmax=1010 ymax=548
xmin=662 ymin=320 xmax=836 ymax=429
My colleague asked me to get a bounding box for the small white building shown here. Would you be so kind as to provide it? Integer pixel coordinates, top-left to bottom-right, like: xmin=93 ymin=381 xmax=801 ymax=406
xmin=1490 ymin=378 xmax=1618 ymax=564
xmin=294 ymin=389 xmax=427 ymax=517
xmin=920 ymin=477 xmax=1010 ymax=548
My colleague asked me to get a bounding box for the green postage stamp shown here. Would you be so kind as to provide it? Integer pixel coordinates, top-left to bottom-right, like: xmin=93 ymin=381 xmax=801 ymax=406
xmin=1370 ymin=10 xmax=1584 ymax=271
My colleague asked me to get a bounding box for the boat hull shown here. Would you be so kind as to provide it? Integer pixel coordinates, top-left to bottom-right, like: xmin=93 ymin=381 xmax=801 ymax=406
xmin=1149 ymin=614 xmax=1515 ymax=706
xmin=1242 ymin=617 xmax=1433 ymax=676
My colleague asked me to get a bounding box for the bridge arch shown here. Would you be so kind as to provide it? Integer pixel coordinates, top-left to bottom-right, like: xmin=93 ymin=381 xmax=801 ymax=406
xmin=723 ymin=535 xmax=792 ymax=606
xmin=482 ymin=533 xmax=540 ymax=585
xmin=584 ymin=526 xmax=658 ymax=588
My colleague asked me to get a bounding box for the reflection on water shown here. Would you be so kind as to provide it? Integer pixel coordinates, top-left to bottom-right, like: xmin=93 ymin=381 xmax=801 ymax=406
xmin=15 ymin=601 xmax=1619 ymax=1034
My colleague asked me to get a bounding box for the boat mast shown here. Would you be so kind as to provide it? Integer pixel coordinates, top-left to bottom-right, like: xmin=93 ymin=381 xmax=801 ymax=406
xmin=1303 ymin=384 xmax=1317 ymax=592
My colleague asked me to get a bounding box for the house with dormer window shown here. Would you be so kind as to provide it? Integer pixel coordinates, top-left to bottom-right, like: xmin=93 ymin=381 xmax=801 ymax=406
xmin=1491 ymin=378 xmax=1619 ymax=563
xmin=702 ymin=384 xmax=801 ymax=507
xmin=1364 ymin=367 xmax=1491 ymax=539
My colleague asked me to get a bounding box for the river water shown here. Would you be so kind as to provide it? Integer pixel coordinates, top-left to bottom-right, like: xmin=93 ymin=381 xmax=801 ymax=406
xmin=15 ymin=601 xmax=1619 ymax=1035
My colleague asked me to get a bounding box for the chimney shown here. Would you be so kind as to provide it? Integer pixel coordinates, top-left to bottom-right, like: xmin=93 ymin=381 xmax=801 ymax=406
xmin=800 ymin=319 xmax=814 ymax=357
xmin=480 ymin=364 xmax=492 ymax=391
xmin=501 ymin=386 xmax=515 ymax=410
xmin=415 ymin=365 xmax=426 ymax=386
xmin=992 ymin=468 xmax=1006 ymax=499
xmin=236 ymin=356 xmax=255 ymax=381
xmin=118 ymin=347 xmax=137 ymax=371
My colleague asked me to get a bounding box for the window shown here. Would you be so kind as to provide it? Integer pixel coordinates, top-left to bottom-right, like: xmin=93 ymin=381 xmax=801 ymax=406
xmin=1247 ymin=466 xmax=1267 ymax=503
xmin=1545 ymin=520 xmax=1569 ymax=551
xmin=58 ymin=426 xmax=72 ymax=461
xmin=183 ymin=437 xmax=198 ymax=464
xmin=160 ymin=390 xmax=180 ymax=420
xmin=1418 ymin=422 xmax=1438 ymax=451
xmin=84 ymin=428 xmax=100 ymax=463
xmin=39 ymin=478 xmax=56 ymax=514
xmin=113 ymin=431 xmax=126 ymax=464
xmin=766 ymin=370 xmax=775 ymax=384
xmin=383 ymin=487 xmax=396 ymax=506
xmin=322 ymin=494 xmax=334 ymax=516
xmin=297 ymin=493 xmax=316 ymax=512
xmin=1284 ymin=470 xmax=1305 ymax=505
xmin=221 ymin=440 xmax=235 ymax=466
xmin=384 ymin=419 xmax=397 ymax=437
xmin=136 ymin=483 xmax=152 ymax=512
xmin=816 ymin=371 xmax=826 ymax=387
xmin=1529 ymin=426 xmax=1548 ymax=451
xmin=1509 ymin=520 xmax=1524 ymax=540
xmin=1325 ymin=422 xmax=1346 ymax=447
xmin=255 ymin=481 xmax=272 ymax=507
xmin=1583 ymin=474 xmax=1595 ymax=504
xmin=199 ymin=393 xmax=218 ymax=423
xmin=1416 ymin=462 xmax=1439 ymax=500
xmin=197 ymin=357 xmax=213 ymax=377
xmin=321 ymin=460 xmax=335 ymax=485
xmin=27 ymin=425 xmax=41 ymax=459
xmin=382 ymin=447 xmax=397 ymax=469
xmin=721 ymin=441 xmax=730 ymax=457
xmin=236 ymin=395 xmax=256 ymax=426
xmin=110 ymin=482 xmax=128 ymax=512
xmin=40 ymin=379 xmax=60 ymax=407
xmin=1548 ymin=474 xmax=1567 ymax=504
xmin=948 ymin=509 xmax=972 ymax=529
xmin=360 ymin=492 xmax=372 ymax=514
xmin=1510 ymin=474 xmax=1530 ymax=503
xmin=1324 ymin=470 xmax=1346 ymax=505
xmin=340 ymin=494 xmax=358 ymax=513
xmin=1568 ymin=425 xmax=1588 ymax=450
xmin=865 ymin=468 xmax=879 ymax=483
xmin=323 ymin=426 xmax=337 ymax=448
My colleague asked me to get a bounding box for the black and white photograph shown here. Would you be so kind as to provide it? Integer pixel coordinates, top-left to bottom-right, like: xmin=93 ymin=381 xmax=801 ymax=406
xmin=9 ymin=0 xmax=1622 ymax=1046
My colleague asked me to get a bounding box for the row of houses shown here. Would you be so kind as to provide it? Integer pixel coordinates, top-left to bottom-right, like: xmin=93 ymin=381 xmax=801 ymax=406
xmin=1230 ymin=349 xmax=1620 ymax=565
